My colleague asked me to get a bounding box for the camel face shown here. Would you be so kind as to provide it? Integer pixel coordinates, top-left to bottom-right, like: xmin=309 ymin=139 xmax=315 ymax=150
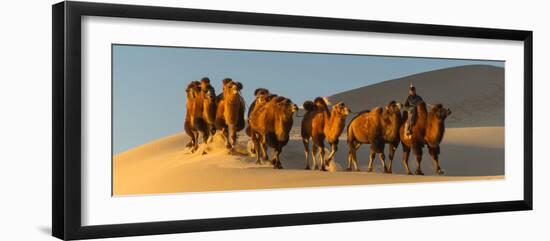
xmin=223 ymin=81 xmax=242 ymax=96
xmin=334 ymin=102 xmax=350 ymax=117
xmin=432 ymin=104 xmax=451 ymax=120
xmin=186 ymin=82 xmax=200 ymax=99
xmin=255 ymin=89 xmax=271 ymax=105
xmin=203 ymin=87 xmax=216 ymax=100
xmin=277 ymin=98 xmax=298 ymax=114
xmin=385 ymin=101 xmax=402 ymax=115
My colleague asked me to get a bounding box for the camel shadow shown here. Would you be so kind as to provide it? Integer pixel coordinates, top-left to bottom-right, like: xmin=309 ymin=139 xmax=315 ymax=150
xmin=276 ymin=139 xmax=504 ymax=176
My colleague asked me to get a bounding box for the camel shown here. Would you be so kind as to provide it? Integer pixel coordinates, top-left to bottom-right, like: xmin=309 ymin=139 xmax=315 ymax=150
xmin=248 ymin=96 xmax=298 ymax=169
xmin=184 ymin=80 xmax=208 ymax=153
xmin=215 ymin=78 xmax=246 ymax=150
xmin=346 ymin=101 xmax=402 ymax=172
xmin=199 ymin=78 xmax=217 ymax=140
xmin=301 ymin=97 xmax=350 ymax=171
xmin=246 ymin=89 xmax=273 ymax=155
xmin=380 ymin=101 xmax=403 ymax=172
xmin=399 ymin=102 xmax=451 ymax=175
xmin=248 ymin=88 xmax=271 ymax=117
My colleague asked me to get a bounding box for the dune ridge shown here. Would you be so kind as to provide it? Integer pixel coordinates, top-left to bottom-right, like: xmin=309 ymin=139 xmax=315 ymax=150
xmin=329 ymin=65 xmax=504 ymax=127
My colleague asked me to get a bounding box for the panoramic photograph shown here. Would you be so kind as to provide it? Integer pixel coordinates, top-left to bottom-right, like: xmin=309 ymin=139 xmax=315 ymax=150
xmin=112 ymin=44 xmax=505 ymax=196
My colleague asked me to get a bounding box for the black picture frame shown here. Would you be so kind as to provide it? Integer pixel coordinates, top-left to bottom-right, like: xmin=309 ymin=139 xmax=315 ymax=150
xmin=52 ymin=1 xmax=533 ymax=240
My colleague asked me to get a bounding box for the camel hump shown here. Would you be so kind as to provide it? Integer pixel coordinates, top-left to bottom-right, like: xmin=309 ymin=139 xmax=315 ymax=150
xmin=313 ymin=97 xmax=329 ymax=110
xmin=371 ymin=106 xmax=383 ymax=115
xmin=303 ymin=100 xmax=315 ymax=112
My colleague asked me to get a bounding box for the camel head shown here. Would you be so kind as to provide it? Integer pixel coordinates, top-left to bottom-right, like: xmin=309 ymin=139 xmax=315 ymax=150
xmin=200 ymin=77 xmax=211 ymax=89
xmin=332 ymin=102 xmax=350 ymax=117
xmin=223 ymin=80 xmax=243 ymax=97
xmin=276 ymin=97 xmax=298 ymax=115
xmin=431 ymin=103 xmax=452 ymax=120
xmin=384 ymin=100 xmax=402 ymax=115
xmin=254 ymin=88 xmax=271 ymax=105
xmin=202 ymin=85 xmax=216 ymax=101
xmin=185 ymin=81 xmax=201 ymax=99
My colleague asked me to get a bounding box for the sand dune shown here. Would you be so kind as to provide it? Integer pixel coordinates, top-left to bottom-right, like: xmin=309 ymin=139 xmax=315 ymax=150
xmin=113 ymin=126 xmax=503 ymax=195
xmin=328 ymin=65 xmax=504 ymax=128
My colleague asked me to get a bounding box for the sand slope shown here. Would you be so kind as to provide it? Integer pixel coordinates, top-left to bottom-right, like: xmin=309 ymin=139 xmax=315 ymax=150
xmin=328 ymin=65 xmax=504 ymax=128
xmin=114 ymin=126 xmax=503 ymax=195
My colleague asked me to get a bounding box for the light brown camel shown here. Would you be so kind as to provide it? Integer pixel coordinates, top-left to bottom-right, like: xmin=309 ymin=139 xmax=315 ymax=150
xmin=199 ymin=78 xmax=217 ymax=141
xmin=399 ymin=102 xmax=451 ymax=175
xmin=214 ymin=78 xmax=246 ymax=150
xmin=347 ymin=106 xmax=387 ymax=172
xmin=248 ymin=88 xmax=271 ymax=118
xmin=346 ymin=101 xmax=402 ymax=172
xmin=301 ymin=97 xmax=350 ymax=171
xmin=245 ymin=88 xmax=272 ymax=137
xmin=184 ymin=80 xmax=208 ymax=153
xmin=380 ymin=101 xmax=403 ymax=173
xmin=248 ymin=96 xmax=298 ymax=169
xmin=245 ymin=89 xmax=273 ymax=155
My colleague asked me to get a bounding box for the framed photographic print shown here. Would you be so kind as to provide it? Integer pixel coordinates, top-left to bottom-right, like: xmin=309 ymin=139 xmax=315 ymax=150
xmin=52 ymin=1 xmax=533 ymax=240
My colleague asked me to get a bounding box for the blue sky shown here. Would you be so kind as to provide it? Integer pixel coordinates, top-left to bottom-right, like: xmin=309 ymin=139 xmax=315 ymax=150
xmin=112 ymin=44 xmax=503 ymax=154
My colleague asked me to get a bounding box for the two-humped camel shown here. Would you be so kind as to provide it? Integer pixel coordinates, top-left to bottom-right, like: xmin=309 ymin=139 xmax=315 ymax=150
xmin=215 ymin=78 xmax=246 ymax=150
xmin=248 ymin=96 xmax=298 ymax=169
xmin=400 ymin=102 xmax=451 ymax=175
xmin=301 ymin=97 xmax=350 ymax=171
xmin=346 ymin=101 xmax=402 ymax=172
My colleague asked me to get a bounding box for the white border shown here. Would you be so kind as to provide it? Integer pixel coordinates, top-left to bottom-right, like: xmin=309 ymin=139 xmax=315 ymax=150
xmin=82 ymin=16 xmax=524 ymax=226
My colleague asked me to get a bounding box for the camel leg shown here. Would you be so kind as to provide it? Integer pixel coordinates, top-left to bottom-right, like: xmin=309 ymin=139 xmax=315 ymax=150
xmin=429 ymin=146 xmax=445 ymax=175
xmin=346 ymin=147 xmax=353 ymax=171
xmin=379 ymin=152 xmax=390 ymax=173
xmin=260 ymin=138 xmax=269 ymax=162
xmin=222 ymin=128 xmax=231 ymax=149
xmin=191 ymin=130 xmax=200 ymax=153
xmin=413 ymin=146 xmax=424 ymax=175
xmin=206 ymin=126 xmax=215 ymax=144
xmin=402 ymin=145 xmax=412 ymax=175
xmin=228 ymin=126 xmax=237 ymax=150
xmin=302 ymin=138 xmax=311 ymax=170
xmin=312 ymin=145 xmax=319 ymax=170
xmin=325 ymin=142 xmax=338 ymax=168
xmin=349 ymin=142 xmax=361 ymax=171
xmin=186 ymin=130 xmax=196 ymax=150
xmin=273 ymin=146 xmax=283 ymax=169
xmin=261 ymin=139 xmax=269 ymax=161
xmin=346 ymin=141 xmax=354 ymax=171
xmin=252 ymin=134 xmax=262 ymax=164
xmin=367 ymin=147 xmax=377 ymax=172
xmin=201 ymin=130 xmax=209 ymax=155
xmin=387 ymin=144 xmax=397 ymax=173
xmin=319 ymin=142 xmax=327 ymax=171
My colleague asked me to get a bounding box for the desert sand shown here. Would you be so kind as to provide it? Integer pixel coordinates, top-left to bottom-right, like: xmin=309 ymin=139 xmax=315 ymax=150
xmin=113 ymin=65 xmax=505 ymax=195
xmin=113 ymin=126 xmax=503 ymax=195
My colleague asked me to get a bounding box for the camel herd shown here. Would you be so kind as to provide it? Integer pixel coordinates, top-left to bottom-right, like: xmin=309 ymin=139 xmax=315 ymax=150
xmin=184 ymin=78 xmax=452 ymax=175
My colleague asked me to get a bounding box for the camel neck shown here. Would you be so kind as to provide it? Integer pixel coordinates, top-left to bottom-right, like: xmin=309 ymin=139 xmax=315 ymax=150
xmin=325 ymin=110 xmax=346 ymax=141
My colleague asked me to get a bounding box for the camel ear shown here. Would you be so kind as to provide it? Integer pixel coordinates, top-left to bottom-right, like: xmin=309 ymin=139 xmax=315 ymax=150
xmin=236 ymin=82 xmax=243 ymax=91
